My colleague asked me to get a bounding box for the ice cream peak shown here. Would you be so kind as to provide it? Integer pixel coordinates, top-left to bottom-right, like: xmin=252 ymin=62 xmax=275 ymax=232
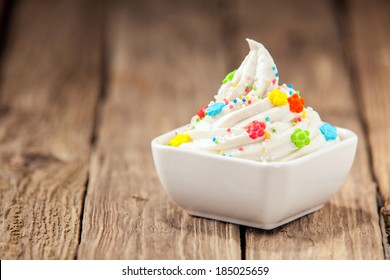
xmin=169 ymin=39 xmax=340 ymax=162
xmin=216 ymin=39 xmax=278 ymax=102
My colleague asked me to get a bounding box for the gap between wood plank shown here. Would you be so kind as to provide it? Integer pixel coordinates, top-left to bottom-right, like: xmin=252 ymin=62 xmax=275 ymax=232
xmin=76 ymin=0 xmax=108 ymax=259
xmin=239 ymin=226 xmax=246 ymax=260
xmin=331 ymin=0 xmax=389 ymax=257
xmin=215 ymin=0 xmax=247 ymax=260
xmin=76 ymin=175 xmax=90 ymax=259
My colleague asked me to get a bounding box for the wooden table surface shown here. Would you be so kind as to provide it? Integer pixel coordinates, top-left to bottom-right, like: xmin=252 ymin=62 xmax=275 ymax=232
xmin=0 ymin=0 xmax=389 ymax=260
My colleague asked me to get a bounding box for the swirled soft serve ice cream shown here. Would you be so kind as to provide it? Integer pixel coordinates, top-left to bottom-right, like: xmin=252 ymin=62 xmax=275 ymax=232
xmin=168 ymin=39 xmax=340 ymax=162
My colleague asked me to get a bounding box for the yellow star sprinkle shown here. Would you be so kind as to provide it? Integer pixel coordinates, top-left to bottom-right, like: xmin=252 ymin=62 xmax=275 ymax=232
xmin=169 ymin=134 xmax=192 ymax=147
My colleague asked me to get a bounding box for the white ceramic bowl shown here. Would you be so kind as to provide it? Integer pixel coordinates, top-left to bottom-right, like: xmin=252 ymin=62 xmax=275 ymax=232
xmin=151 ymin=127 xmax=358 ymax=229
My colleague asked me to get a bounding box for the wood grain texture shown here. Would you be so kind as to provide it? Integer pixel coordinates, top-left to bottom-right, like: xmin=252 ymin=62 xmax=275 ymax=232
xmin=228 ymin=0 xmax=383 ymax=259
xmin=77 ymin=0 xmax=241 ymax=259
xmin=346 ymin=0 xmax=390 ymax=258
xmin=0 ymin=0 xmax=101 ymax=259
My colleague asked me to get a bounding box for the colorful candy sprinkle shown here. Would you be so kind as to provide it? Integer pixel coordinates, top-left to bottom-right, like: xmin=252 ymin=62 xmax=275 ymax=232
xmin=222 ymin=69 xmax=237 ymax=84
xmin=245 ymin=85 xmax=252 ymax=93
xmin=238 ymin=146 xmax=244 ymax=151
xmin=227 ymin=128 xmax=231 ymax=133
xmin=287 ymin=84 xmax=293 ymax=88
xmin=268 ymin=89 xmax=288 ymax=106
xmin=288 ymin=93 xmax=305 ymax=113
xmin=169 ymin=134 xmax=192 ymax=147
xmin=197 ymin=105 xmax=208 ymax=119
xmin=302 ymin=109 xmax=307 ymax=118
xmin=320 ymin=122 xmax=338 ymax=141
xmin=246 ymin=120 xmax=266 ymax=139
xmin=206 ymin=102 xmax=226 ymax=116
xmin=265 ymin=116 xmax=270 ymax=122
xmin=291 ymin=128 xmax=310 ymax=148
xmin=265 ymin=131 xmax=270 ymax=139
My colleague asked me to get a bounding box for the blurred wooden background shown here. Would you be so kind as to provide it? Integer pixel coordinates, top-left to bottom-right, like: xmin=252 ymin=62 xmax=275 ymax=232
xmin=0 ymin=0 xmax=389 ymax=259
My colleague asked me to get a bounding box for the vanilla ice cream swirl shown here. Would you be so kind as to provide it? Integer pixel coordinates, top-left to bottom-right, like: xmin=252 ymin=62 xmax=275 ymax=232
xmin=170 ymin=39 xmax=340 ymax=162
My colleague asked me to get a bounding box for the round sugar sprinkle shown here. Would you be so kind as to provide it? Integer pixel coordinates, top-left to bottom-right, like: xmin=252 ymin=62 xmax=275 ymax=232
xmin=227 ymin=128 xmax=231 ymax=133
xmin=265 ymin=116 xmax=270 ymax=122
xmin=288 ymin=84 xmax=293 ymax=88
xmin=289 ymin=90 xmax=293 ymax=95
xmin=233 ymin=99 xmax=238 ymax=103
xmin=275 ymin=72 xmax=279 ymax=77
xmin=272 ymin=66 xmax=276 ymax=71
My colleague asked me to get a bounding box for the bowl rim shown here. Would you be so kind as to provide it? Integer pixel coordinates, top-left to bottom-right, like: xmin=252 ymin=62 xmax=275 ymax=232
xmin=151 ymin=125 xmax=358 ymax=167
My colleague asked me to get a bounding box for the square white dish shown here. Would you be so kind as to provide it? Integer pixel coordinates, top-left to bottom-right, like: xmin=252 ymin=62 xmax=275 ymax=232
xmin=151 ymin=126 xmax=357 ymax=229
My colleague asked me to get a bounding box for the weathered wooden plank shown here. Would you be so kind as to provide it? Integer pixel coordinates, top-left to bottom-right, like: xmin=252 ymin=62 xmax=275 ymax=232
xmin=346 ymin=0 xmax=390 ymax=259
xmin=0 ymin=0 xmax=101 ymax=259
xmin=229 ymin=0 xmax=383 ymax=259
xmin=0 ymin=0 xmax=10 ymax=49
xmin=0 ymin=0 xmax=4 ymax=19
xmin=77 ymin=0 xmax=241 ymax=259
xmin=0 ymin=0 xmax=4 ymax=16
